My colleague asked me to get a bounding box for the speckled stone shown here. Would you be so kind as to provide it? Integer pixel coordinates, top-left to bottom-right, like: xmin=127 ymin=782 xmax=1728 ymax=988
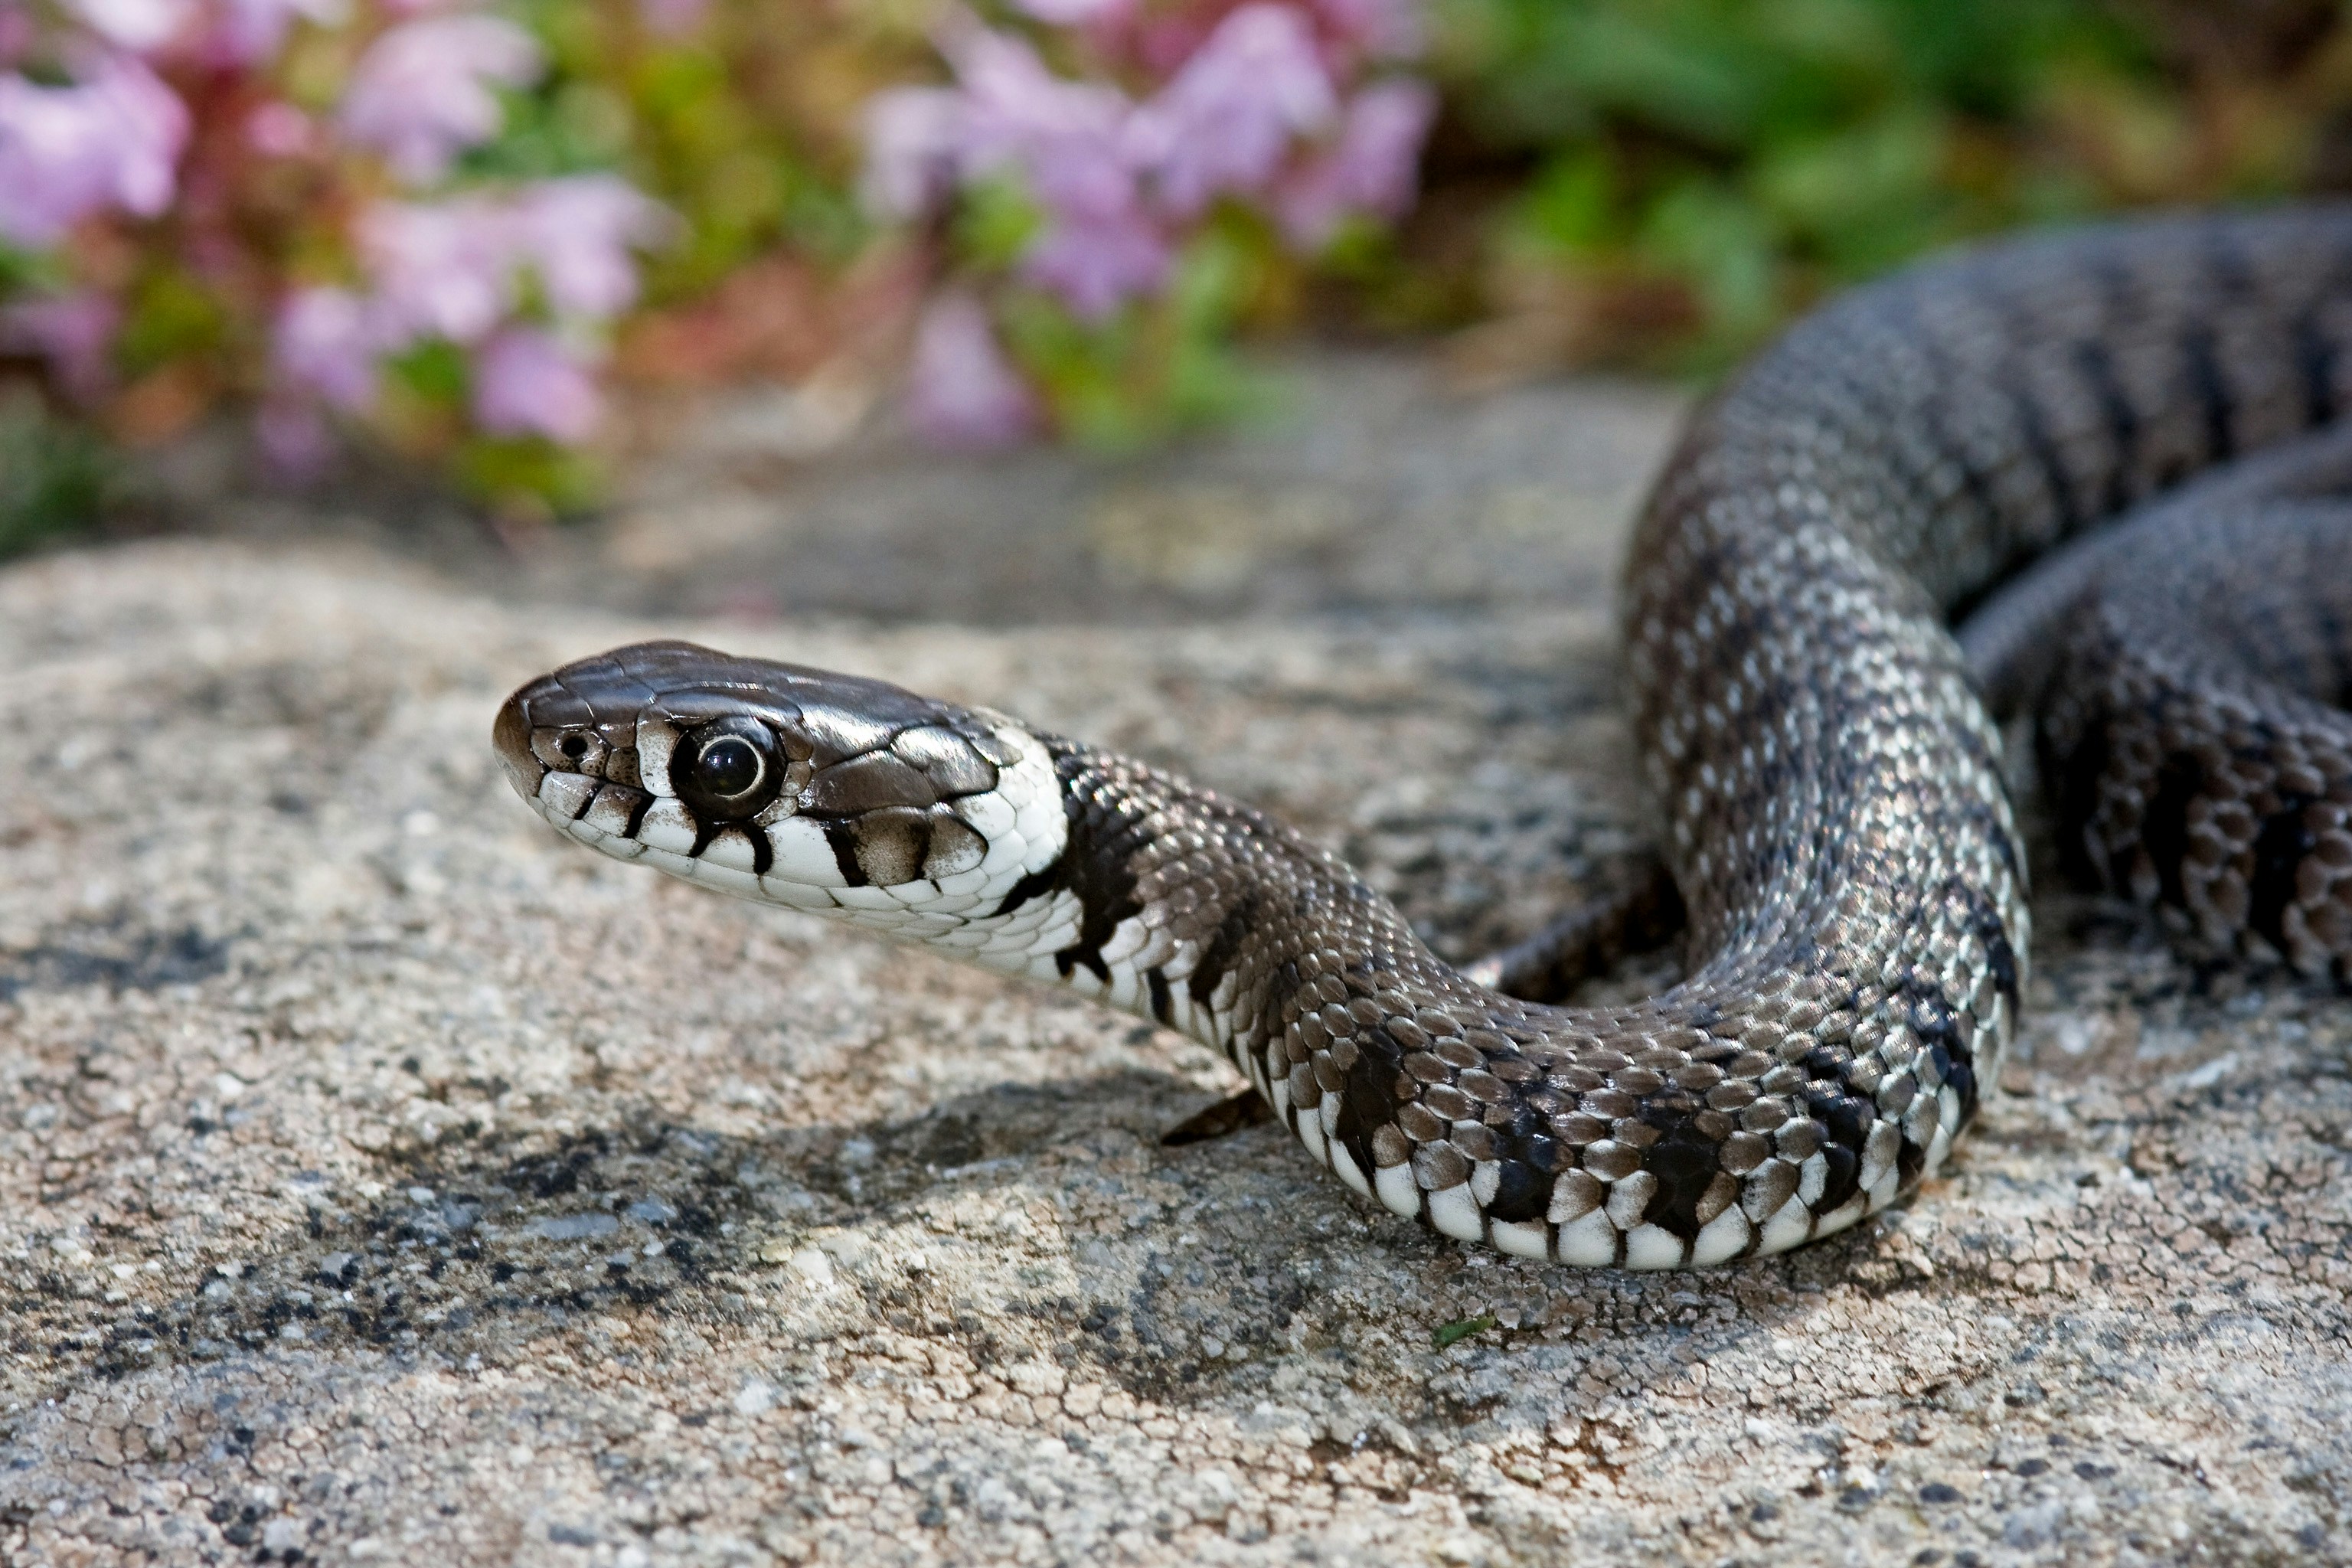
xmin=5 ymin=368 xmax=2352 ymax=1565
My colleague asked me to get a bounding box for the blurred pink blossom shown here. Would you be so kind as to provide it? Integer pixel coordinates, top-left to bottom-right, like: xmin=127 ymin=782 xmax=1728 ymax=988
xmin=273 ymin=286 xmax=384 ymax=411
xmin=512 ymin=174 xmax=670 ymax=317
xmin=472 ymin=326 xmax=600 ymax=442
xmin=906 ymin=292 xmax=1036 ymax=449
xmin=950 ymin=29 xmax=1169 ymax=317
xmin=1129 ymin=4 xmax=1337 ymax=217
xmin=255 ymin=396 xmax=334 ymax=477
xmin=359 ymin=196 xmax=514 ymax=341
xmin=1308 ymin=0 xmax=1423 ymax=58
xmin=860 ymin=86 xmax=962 ymax=220
xmin=1 ymin=292 xmax=119 ymax=404
xmin=1014 ymin=0 xmax=1133 ymax=23
xmin=952 ymin=30 xmax=1135 ymax=222
xmin=245 ymin=100 xmax=313 ymax=157
xmin=0 ymin=10 xmax=34 ymax=68
xmin=636 ymin=0 xmax=707 ymax=37
xmin=340 ymin=13 xmax=541 ymax=185
xmin=205 ymin=0 xmax=346 ymax=67
xmin=69 ymin=0 xmax=194 ymax=52
xmin=1273 ymin=77 xmax=1433 ymax=247
xmin=0 ymin=54 xmax=188 ymax=245
xmin=1021 ymin=211 xmax=1169 ymax=319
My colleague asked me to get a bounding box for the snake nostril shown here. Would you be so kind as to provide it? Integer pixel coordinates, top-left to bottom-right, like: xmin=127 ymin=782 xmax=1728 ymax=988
xmin=560 ymin=735 xmax=589 ymax=760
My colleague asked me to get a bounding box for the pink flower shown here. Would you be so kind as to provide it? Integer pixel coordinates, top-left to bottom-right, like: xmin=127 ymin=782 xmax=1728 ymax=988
xmin=947 ymin=29 xmax=1169 ymax=317
xmin=273 ymin=286 xmax=384 ymax=411
xmin=245 ymin=100 xmax=312 ymax=157
xmin=637 ymin=0 xmax=707 ymax=36
xmin=952 ymin=30 xmax=1135 ymax=220
xmin=69 ymin=0 xmax=194 ymax=53
xmin=1307 ymin=0 xmax=1423 ymax=59
xmin=1129 ymin=4 xmax=1336 ymax=217
xmin=0 ymin=292 xmax=119 ymax=404
xmin=860 ymin=86 xmax=962 ymax=220
xmin=0 ymin=54 xmax=188 ymax=246
xmin=1273 ymin=77 xmax=1433 ymax=248
xmin=340 ymin=14 xmax=541 ymax=185
xmin=255 ymin=397 xmax=334 ymax=478
xmin=0 ymin=10 xmax=34 ymax=70
xmin=205 ymin=0 xmax=346 ymax=67
xmin=1014 ymin=0 xmax=1132 ymax=22
xmin=905 ymin=292 xmax=1036 ymax=449
xmin=472 ymin=327 xmax=600 ymax=442
xmin=511 ymin=174 xmax=668 ymax=318
xmin=1020 ymin=211 xmax=1169 ymax=320
xmin=358 ymin=196 xmax=512 ymax=342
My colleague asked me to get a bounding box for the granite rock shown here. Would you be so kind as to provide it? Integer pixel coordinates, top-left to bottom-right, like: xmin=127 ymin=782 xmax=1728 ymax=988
xmin=4 ymin=365 xmax=2350 ymax=1567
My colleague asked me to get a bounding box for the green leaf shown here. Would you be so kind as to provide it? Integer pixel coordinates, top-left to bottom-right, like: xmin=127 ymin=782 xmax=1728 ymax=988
xmin=456 ymin=433 xmax=601 ymax=516
xmin=956 ymin=175 xmax=1046 ymax=273
xmin=387 ymin=340 xmax=471 ymax=407
xmin=117 ymin=271 xmax=227 ymax=375
xmin=1520 ymin=149 xmax=1621 ymax=255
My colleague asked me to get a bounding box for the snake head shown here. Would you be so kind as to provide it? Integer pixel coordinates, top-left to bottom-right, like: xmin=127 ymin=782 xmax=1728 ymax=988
xmin=494 ymin=640 xmax=1068 ymax=906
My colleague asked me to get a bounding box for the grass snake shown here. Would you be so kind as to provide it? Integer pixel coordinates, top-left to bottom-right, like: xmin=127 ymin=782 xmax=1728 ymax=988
xmin=495 ymin=207 xmax=2352 ymax=1269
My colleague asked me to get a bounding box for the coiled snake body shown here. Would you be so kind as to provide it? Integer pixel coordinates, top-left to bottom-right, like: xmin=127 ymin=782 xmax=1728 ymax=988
xmin=498 ymin=208 xmax=2352 ymax=1269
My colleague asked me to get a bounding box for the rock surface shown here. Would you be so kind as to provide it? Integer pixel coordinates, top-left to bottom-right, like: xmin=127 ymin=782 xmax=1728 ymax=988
xmin=4 ymin=360 xmax=2351 ymax=1566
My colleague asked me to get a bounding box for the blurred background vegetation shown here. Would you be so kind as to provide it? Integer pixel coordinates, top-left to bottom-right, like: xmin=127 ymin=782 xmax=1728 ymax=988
xmin=0 ymin=0 xmax=2347 ymax=551
xmin=1426 ymin=0 xmax=2352 ymax=374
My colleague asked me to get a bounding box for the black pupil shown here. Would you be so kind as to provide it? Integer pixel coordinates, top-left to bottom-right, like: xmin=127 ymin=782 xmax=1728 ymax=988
xmin=696 ymin=737 xmax=762 ymax=797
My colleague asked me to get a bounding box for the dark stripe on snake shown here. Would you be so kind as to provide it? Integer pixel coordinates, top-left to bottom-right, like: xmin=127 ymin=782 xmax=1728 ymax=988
xmin=2139 ymin=754 xmax=2202 ymax=911
xmin=822 ymin=820 xmax=867 ymax=887
xmin=2074 ymin=339 xmax=2139 ymax=516
xmin=2296 ymin=309 xmax=2339 ymax=426
xmin=2248 ymin=796 xmax=2320 ymax=953
xmin=2182 ymin=324 xmax=2236 ymax=466
xmin=1049 ymin=752 xmax=1150 ymax=985
xmin=1188 ymin=889 xmax=1260 ymax=1010
xmin=2005 ymin=374 xmax=2085 ymax=541
xmin=990 ymin=859 xmax=1060 ymax=920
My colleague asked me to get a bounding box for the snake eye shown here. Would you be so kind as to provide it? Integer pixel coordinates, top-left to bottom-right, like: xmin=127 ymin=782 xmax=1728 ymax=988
xmin=676 ymin=717 xmax=783 ymax=820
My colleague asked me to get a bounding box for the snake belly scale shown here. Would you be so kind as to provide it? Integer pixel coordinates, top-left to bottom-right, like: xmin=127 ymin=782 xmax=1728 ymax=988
xmin=498 ymin=208 xmax=2352 ymax=1269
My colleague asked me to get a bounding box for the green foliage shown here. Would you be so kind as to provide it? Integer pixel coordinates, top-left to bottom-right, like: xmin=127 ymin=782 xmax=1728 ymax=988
xmin=117 ymin=269 xmax=234 ymax=377
xmin=457 ymin=433 xmax=601 ymax=518
xmin=513 ymin=0 xmax=913 ymax=302
xmin=0 ymin=390 xmax=108 ymax=560
xmin=998 ymin=221 xmax=1285 ymax=449
xmin=1433 ymin=0 xmax=2331 ymax=366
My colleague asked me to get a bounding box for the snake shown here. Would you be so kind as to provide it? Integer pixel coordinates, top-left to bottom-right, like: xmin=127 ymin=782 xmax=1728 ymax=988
xmin=495 ymin=207 xmax=2352 ymax=1270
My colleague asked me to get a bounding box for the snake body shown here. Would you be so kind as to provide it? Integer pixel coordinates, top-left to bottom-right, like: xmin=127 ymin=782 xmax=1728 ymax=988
xmin=498 ymin=208 xmax=2352 ymax=1269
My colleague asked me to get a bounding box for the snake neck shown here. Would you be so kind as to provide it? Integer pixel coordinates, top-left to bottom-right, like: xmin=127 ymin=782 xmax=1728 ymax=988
xmin=1008 ymin=737 xmax=1468 ymax=1069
